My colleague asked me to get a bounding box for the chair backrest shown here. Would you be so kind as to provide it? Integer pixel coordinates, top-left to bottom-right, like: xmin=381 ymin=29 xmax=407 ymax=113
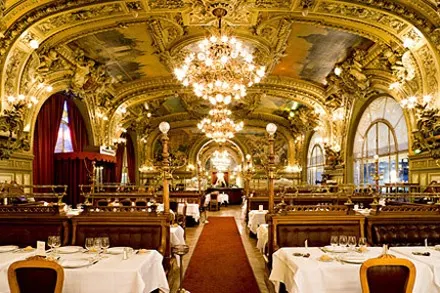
xmin=360 ymin=257 xmax=415 ymax=293
xmin=8 ymin=256 xmax=64 ymax=293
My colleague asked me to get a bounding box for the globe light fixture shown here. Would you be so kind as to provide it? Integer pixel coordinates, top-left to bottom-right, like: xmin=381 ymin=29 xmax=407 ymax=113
xmin=266 ymin=123 xmax=277 ymax=136
xmin=159 ymin=121 xmax=170 ymax=134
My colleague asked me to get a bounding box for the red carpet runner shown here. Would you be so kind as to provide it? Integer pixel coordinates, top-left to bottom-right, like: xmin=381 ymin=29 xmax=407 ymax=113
xmin=182 ymin=217 xmax=260 ymax=293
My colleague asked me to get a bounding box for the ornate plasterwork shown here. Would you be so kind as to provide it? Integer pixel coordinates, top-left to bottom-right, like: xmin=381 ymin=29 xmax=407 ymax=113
xmin=317 ymin=2 xmax=408 ymax=34
xmin=185 ymin=0 xmax=256 ymax=26
xmin=35 ymin=3 xmax=124 ymax=35
xmin=146 ymin=0 xmax=185 ymax=10
xmin=253 ymin=16 xmax=293 ymax=72
xmin=147 ymin=15 xmax=187 ymax=69
xmin=254 ymin=0 xmax=292 ymax=9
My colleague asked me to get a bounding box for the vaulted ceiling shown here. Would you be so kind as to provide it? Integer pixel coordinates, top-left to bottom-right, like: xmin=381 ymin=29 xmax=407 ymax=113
xmin=1 ymin=0 xmax=440 ymax=163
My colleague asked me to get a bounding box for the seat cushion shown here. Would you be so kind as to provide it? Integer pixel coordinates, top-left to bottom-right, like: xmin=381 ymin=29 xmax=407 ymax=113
xmin=367 ymin=265 xmax=410 ymax=293
xmin=16 ymin=267 xmax=58 ymax=293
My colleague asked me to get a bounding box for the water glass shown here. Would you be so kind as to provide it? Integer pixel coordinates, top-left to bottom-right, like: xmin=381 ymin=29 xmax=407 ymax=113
xmin=330 ymin=235 xmax=339 ymax=247
xmin=93 ymin=238 xmax=102 ymax=254
xmin=348 ymin=236 xmax=357 ymax=251
xmin=85 ymin=238 xmax=94 ymax=251
xmin=339 ymin=235 xmax=348 ymax=247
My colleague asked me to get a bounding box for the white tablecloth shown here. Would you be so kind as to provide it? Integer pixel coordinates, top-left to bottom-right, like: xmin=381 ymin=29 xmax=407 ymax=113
xmin=390 ymin=246 xmax=440 ymax=287
xmin=0 ymin=250 xmax=35 ymax=293
xmin=218 ymin=192 xmax=229 ymax=204
xmin=0 ymin=250 xmax=169 ymax=293
xmin=248 ymin=210 xmax=268 ymax=234
xmin=270 ymin=247 xmax=440 ymax=293
xmin=178 ymin=203 xmax=200 ymax=222
xmin=170 ymin=225 xmax=185 ymax=246
xmin=256 ymin=224 xmax=268 ymax=253
xmin=157 ymin=203 xmax=200 ymax=222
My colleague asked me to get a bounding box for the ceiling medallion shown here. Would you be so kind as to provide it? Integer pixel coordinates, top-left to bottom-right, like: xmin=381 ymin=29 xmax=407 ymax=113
xmin=173 ymin=7 xmax=265 ymax=107
xmin=197 ymin=106 xmax=244 ymax=144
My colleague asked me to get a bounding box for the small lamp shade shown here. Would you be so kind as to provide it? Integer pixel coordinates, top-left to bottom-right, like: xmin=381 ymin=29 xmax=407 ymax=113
xmin=159 ymin=121 xmax=170 ymax=134
xmin=266 ymin=123 xmax=277 ymax=135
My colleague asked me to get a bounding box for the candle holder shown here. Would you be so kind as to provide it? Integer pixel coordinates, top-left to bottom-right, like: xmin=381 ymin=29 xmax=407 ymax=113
xmin=172 ymin=244 xmax=190 ymax=293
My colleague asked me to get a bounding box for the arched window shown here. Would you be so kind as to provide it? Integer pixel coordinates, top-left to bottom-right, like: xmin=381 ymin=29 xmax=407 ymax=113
xmin=353 ymin=96 xmax=409 ymax=185
xmin=307 ymin=132 xmax=325 ymax=184
xmin=54 ymin=101 xmax=73 ymax=153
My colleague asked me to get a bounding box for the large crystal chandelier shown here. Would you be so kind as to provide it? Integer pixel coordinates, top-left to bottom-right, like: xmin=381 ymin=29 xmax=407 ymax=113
xmin=211 ymin=150 xmax=231 ymax=171
xmin=173 ymin=8 xmax=265 ymax=106
xmin=197 ymin=107 xmax=244 ymax=144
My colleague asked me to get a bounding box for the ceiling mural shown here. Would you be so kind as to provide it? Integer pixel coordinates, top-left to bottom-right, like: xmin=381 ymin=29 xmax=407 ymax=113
xmin=2 ymin=0 xmax=440 ymax=169
xmin=272 ymin=24 xmax=374 ymax=84
xmin=68 ymin=23 xmax=170 ymax=82
xmin=236 ymin=129 xmax=289 ymax=166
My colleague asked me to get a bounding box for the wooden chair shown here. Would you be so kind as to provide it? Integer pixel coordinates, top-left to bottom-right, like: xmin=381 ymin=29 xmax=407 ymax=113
xmin=8 ymin=256 xmax=64 ymax=293
xmin=360 ymin=256 xmax=416 ymax=293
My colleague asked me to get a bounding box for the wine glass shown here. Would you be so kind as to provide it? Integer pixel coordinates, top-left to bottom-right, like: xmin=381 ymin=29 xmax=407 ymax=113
xmin=339 ymin=235 xmax=348 ymax=247
xmin=358 ymin=237 xmax=367 ymax=251
xmin=101 ymin=237 xmax=110 ymax=253
xmin=330 ymin=235 xmax=339 ymax=247
xmin=85 ymin=238 xmax=94 ymax=252
xmin=52 ymin=236 xmax=61 ymax=254
xmin=47 ymin=236 xmax=55 ymax=252
xmin=348 ymin=236 xmax=357 ymax=252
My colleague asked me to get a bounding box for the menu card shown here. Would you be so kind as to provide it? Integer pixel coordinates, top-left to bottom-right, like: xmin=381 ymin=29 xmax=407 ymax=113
xmin=36 ymin=241 xmax=46 ymax=256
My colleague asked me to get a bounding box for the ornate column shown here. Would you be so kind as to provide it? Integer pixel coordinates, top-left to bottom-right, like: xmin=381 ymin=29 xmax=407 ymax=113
xmin=243 ymin=154 xmax=255 ymax=197
xmin=159 ymin=122 xmax=170 ymax=213
xmin=266 ymin=123 xmax=277 ymax=213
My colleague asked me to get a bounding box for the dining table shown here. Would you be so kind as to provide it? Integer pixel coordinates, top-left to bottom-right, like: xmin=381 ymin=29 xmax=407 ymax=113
xmin=248 ymin=210 xmax=268 ymax=234
xmin=269 ymin=246 xmax=440 ymax=293
xmin=0 ymin=247 xmax=169 ymax=293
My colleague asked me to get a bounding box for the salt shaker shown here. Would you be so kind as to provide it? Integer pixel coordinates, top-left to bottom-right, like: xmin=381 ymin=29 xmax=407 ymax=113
xmin=123 ymin=247 xmax=129 ymax=260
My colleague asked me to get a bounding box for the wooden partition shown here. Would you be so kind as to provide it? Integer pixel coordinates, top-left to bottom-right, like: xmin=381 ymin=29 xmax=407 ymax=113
xmin=266 ymin=207 xmax=365 ymax=264
xmin=0 ymin=213 xmax=70 ymax=247
xmin=365 ymin=205 xmax=440 ymax=246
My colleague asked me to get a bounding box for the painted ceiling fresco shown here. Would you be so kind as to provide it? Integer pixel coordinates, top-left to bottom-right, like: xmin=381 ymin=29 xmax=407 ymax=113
xmin=272 ymin=24 xmax=374 ymax=84
xmin=68 ymin=23 xmax=170 ymax=82
xmin=236 ymin=129 xmax=289 ymax=166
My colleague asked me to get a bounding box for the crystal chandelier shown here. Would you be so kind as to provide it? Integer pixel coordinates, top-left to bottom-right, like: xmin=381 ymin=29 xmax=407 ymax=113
xmin=211 ymin=150 xmax=231 ymax=171
xmin=197 ymin=107 xmax=244 ymax=143
xmin=173 ymin=9 xmax=265 ymax=106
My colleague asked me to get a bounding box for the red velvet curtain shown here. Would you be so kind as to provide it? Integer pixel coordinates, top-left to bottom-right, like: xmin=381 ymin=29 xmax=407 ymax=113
xmin=114 ymin=143 xmax=124 ymax=183
xmin=33 ymin=94 xmax=65 ymax=185
xmin=54 ymin=157 xmax=92 ymax=206
xmin=126 ymin=134 xmax=136 ymax=184
xmin=67 ymin=99 xmax=89 ymax=152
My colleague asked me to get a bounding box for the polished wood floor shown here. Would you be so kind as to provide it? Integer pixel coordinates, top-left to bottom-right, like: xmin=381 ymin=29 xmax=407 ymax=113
xmin=169 ymin=204 xmax=269 ymax=293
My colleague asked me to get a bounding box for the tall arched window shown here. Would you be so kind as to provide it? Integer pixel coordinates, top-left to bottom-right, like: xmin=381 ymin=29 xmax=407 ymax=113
xmin=307 ymin=132 xmax=325 ymax=184
xmin=54 ymin=101 xmax=73 ymax=153
xmin=353 ymin=96 xmax=409 ymax=185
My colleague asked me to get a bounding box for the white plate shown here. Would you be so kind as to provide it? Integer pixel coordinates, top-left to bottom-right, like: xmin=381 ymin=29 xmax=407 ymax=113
xmin=323 ymin=246 xmax=348 ymax=253
xmin=434 ymin=245 xmax=440 ymax=251
xmin=0 ymin=245 xmax=19 ymax=253
xmin=340 ymin=256 xmax=367 ymax=264
xmin=107 ymin=247 xmax=131 ymax=255
xmin=57 ymin=246 xmax=83 ymax=254
xmin=60 ymin=259 xmax=90 ymax=268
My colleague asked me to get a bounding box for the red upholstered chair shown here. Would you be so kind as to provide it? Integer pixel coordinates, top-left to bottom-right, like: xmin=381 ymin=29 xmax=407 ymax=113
xmin=360 ymin=255 xmax=415 ymax=293
xmin=8 ymin=256 xmax=64 ymax=293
